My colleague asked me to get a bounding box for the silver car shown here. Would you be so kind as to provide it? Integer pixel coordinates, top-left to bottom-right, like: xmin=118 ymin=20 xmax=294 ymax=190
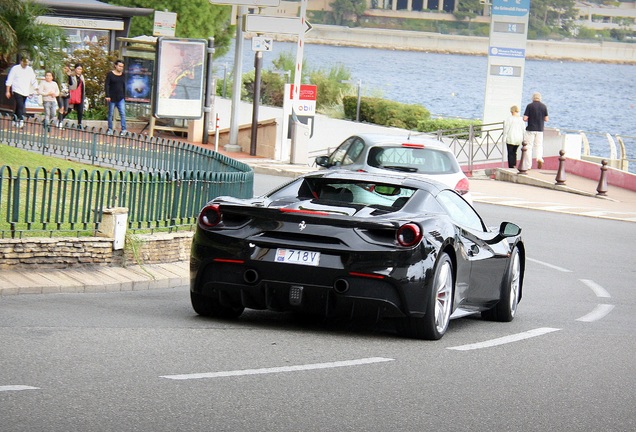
xmin=315 ymin=134 xmax=472 ymax=203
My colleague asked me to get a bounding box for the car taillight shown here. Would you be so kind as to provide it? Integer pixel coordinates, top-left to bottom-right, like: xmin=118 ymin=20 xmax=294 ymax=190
xmin=455 ymin=178 xmax=470 ymax=196
xmin=402 ymin=143 xmax=425 ymax=148
xmin=397 ymin=223 xmax=422 ymax=247
xmin=199 ymin=204 xmax=221 ymax=227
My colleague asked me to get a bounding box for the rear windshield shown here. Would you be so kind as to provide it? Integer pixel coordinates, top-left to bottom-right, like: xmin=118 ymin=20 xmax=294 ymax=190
xmin=297 ymin=179 xmax=416 ymax=209
xmin=367 ymin=146 xmax=460 ymax=174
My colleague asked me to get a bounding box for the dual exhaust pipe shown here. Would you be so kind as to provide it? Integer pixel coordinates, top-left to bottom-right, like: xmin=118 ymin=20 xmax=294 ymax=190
xmin=243 ymin=269 xmax=350 ymax=294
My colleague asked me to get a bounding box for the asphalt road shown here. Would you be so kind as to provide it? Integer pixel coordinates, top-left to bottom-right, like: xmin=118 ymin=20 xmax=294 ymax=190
xmin=1 ymin=178 xmax=634 ymax=431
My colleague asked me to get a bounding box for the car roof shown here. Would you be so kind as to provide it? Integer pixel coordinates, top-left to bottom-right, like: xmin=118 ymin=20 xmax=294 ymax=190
xmin=302 ymin=169 xmax=448 ymax=194
xmin=351 ymin=133 xmax=452 ymax=151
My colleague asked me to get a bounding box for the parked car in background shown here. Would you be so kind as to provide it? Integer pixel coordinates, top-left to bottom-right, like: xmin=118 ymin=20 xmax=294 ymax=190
xmin=315 ymin=133 xmax=472 ymax=203
xmin=190 ymin=170 xmax=524 ymax=340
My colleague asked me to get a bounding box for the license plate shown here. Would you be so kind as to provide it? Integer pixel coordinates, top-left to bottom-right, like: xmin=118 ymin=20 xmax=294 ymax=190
xmin=275 ymin=248 xmax=320 ymax=266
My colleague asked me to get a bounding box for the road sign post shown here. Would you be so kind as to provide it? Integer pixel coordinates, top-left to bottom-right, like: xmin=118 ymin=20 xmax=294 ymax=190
xmin=482 ymin=0 xmax=530 ymax=126
xmin=290 ymin=0 xmax=309 ymax=164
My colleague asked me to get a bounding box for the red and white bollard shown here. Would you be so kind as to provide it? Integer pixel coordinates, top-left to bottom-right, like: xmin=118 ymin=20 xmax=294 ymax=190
xmin=214 ymin=113 xmax=220 ymax=152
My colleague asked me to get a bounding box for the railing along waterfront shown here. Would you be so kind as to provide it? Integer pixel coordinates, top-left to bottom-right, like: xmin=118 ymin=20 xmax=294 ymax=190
xmin=435 ymin=123 xmax=505 ymax=172
xmin=0 ymin=115 xmax=254 ymax=238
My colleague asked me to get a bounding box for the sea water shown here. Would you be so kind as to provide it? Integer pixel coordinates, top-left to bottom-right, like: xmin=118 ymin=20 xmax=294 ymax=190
xmin=216 ymin=40 xmax=636 ymax=168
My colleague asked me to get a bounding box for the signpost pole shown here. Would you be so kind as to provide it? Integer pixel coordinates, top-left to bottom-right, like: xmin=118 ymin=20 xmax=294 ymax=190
xmin=250 ymin=50 xmax=263 ymax=155
xmin=228 ymin=5 xmax=246 ymax=151
xmin=482 ymin=0 xmax=530 ymax=126
xmin=202 ymin=37 xmax=215 ymax=145
xmin=290 ymin=0 xmax=308 ymax=164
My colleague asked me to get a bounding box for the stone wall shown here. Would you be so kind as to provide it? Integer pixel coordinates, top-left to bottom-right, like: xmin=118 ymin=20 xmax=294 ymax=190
xmin=0 ymin=232 xmax=193 ymax=270
xmin=269 ymin=24 xmax=636 ymax=64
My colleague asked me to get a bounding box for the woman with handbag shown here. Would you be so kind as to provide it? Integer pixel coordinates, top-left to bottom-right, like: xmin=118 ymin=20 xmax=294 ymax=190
xmin=67 ymin=63 xmax=86 ymax=129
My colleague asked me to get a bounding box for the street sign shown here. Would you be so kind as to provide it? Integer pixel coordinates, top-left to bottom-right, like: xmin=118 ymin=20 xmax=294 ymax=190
xmin=153 ymin=11 xmax=177 ymax=37
xmin=252 ymin=36 xmax=273 ymax=52
xmin=209 ymin=0 xmax=280 ymax=6
xmin=482 ymin=0 xmax=530 ymax=126
xmin=244 ymin=14 xmax=312 ymax=35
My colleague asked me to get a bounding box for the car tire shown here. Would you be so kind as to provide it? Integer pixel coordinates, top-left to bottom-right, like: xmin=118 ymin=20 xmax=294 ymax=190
xmin=481 ymin=246 xmax=521 ymax=322
xmin=397 ymin=252 xmax=454 ymax=340
xmin=190 ymin=291 xmax=244 ymax=319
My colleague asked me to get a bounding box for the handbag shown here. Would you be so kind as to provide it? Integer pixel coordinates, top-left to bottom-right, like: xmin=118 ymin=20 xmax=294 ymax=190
xmin=69 ymin=86 xmax=82 ymax=105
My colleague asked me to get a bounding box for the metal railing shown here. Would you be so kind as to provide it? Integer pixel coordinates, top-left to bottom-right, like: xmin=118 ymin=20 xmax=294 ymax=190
xmin=0 ymin=114 xmax=254 ymax=238
xmin=435 ymin=123 xmax=505 ymax=172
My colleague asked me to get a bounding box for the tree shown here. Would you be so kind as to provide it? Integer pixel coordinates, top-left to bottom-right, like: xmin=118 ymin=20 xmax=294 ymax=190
xmin=454 ymin=0 xmax=481 ymax=22
xmin=64 ymin=38 xmax=119 ymax=118
xmin=0 ymin=0 xmax=23 ymax=65
xmin=0 ymin=1 xmax=68 ymax=71
xmin=529 ymin=0 xmax=578 ymax=37
xmin=330 ymin=0 xmax=367 ymax=26
xmin=105 ymin=0 xmax=234 ymax=58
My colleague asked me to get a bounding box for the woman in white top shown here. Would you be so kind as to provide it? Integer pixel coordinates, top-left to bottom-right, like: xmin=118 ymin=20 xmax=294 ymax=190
xmin=502 ymin=105 xmax=525 ymax=168
xmin=38 ymin=71 xmax=60 ymax=129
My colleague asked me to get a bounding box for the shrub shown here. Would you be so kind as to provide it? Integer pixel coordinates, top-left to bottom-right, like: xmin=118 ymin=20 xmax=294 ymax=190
xmin=343 ymin=96 xmax=430 ymax=130
xmin=416 ymin=117 xmax=481 ymax=133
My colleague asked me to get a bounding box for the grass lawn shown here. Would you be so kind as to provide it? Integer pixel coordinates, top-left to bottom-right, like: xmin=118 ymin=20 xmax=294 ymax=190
xmin=0 ymin=143 xmax=99 ymax=172
xmin=0 ymin=143 xmax=197 ymax=238
xmin=0 ymin=144 xmax=115 ymax=237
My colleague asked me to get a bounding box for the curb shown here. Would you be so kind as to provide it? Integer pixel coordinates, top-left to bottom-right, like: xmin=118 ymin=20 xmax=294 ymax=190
xmin=494 ymin=168 xmax=618 ymax=202
xmin=0 ymin=262 xmax=189 ymax=296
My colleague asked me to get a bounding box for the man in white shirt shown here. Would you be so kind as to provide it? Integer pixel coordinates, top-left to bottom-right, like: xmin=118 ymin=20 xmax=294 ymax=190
xmin=5 ymin=55 xmax=38 ymax=128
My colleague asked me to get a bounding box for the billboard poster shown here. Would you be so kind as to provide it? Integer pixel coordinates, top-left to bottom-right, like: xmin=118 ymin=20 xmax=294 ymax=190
xmin=125 ymin=57 xmax=154 ymax=104
xmin=154 ymin=38 xmax=206 ymax=119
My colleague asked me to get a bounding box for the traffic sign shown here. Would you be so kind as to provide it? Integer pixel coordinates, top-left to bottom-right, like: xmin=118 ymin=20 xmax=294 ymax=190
xmin=244 ymin=15 xmax=312 ymax=35
xmin=252 ymin=36 xmax=273 ymax=52
xmin=209 ymin=0 xmax=280 ymax=6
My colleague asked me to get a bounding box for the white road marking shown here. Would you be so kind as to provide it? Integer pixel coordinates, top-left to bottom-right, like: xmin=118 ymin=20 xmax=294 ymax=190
xmin=161 ymin=357 xmax=395 ymax=380
xmin=580 ymin=279 xmax=611 ymax=298
xmin=527 ymin=257 xmax=572 ymax=273
xmin=0 ymin=385 xmax=39 ymax=392
xmin=447 ymin=327 xmax=561 ymax=351
xmin=576 ymin=304 xmax=615 ymax=322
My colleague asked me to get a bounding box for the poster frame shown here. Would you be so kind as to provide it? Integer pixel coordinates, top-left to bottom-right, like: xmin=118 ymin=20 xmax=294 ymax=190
xmin=153 ymin=37 xmax=206 ymax=119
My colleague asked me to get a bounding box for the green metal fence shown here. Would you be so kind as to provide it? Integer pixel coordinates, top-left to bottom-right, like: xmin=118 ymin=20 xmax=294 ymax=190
xmin=0 ymin=114 xmax=254 ymax=238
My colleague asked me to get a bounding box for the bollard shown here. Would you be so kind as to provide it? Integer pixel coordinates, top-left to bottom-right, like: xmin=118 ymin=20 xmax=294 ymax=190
xmin=596 ymin=159 xmax=609 ymax=196
xmin=517 ymin=141 xmax=528 ymax=174
xmin=555 ymin=150 xmax=567 ymax=185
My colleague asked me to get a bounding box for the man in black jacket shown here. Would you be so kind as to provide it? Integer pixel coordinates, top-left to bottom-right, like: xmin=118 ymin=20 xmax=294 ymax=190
xmin=105 ymin=60 xmax=127 ymax=135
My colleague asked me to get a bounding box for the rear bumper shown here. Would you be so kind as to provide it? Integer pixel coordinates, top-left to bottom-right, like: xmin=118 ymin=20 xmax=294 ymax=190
xmin=191 ymin=259 xmax=423 ymax=319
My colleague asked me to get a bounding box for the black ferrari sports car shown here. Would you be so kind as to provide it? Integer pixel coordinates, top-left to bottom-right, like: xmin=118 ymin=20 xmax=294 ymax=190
xmin=190 ymin=170 xmax=525 ymax=340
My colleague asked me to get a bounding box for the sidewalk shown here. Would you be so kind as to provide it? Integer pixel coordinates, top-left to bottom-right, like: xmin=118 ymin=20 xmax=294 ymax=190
xmin=2 ymin=159 xmax=635 ymax=296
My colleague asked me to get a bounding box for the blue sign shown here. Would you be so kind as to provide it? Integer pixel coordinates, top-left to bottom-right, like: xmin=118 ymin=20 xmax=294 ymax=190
xmin=492 ymin=0 xmax=530 ymax=16
xmin=489 ymin=46 xmax=526 ymax=58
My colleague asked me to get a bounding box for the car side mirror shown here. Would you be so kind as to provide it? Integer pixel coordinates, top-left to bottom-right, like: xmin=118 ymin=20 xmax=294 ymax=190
xmin=500 ymin=222 xmax=521 ymax=237
xmin=315 ymin=155 xmax=329 ymax=167
xmin=485 ymin=222 xmax=521 ymax=244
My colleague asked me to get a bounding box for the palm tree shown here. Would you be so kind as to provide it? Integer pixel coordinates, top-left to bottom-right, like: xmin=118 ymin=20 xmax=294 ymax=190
xmin=0 ymin=0 xmax=24 ymax=67
xmin=0 ymin=0 xmax=68 ymax=71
